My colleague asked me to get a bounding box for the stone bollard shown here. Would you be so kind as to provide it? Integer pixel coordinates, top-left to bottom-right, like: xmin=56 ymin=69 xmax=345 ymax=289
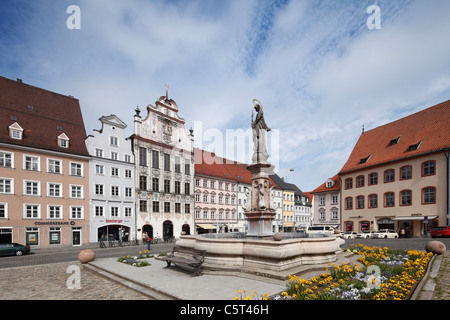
xmin=425 ymin=241 xmax=446 ymax=255
xmin=273 ymin=233 xmax=283 ymax=241
xmin=78 ymin=249 xmax=96 ymax=264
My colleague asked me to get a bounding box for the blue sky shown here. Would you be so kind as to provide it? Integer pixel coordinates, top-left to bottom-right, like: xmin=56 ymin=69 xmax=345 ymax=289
xmin=1 ymin=0 xmax=450 ymax=191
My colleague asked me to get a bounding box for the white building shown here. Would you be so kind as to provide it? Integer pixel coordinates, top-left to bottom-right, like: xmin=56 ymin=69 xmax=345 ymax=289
xmin=85 ymin=115 xmax=136 ymax=243
xmin=132 ymin=93 xmax=195 ymax=241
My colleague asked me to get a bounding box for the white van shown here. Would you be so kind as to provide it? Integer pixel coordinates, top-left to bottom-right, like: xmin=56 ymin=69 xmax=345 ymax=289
xmin=306 ymin=225 xmax=335 ymax=235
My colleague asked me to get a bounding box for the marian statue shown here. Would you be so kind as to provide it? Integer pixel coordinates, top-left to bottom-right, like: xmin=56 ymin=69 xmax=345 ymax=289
xmin=251 ymin=99 xmax=271 ymax=164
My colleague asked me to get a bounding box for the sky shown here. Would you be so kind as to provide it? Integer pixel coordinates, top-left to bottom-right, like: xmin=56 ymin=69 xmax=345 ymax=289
xmin=1 ymin=0 xmax=450 ymax=192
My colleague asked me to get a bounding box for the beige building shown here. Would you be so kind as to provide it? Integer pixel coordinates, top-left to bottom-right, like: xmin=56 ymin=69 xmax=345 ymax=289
xmin=339 ymin=100 xmax=450 ymax=237
xmin=0 ymin=76 xmax=91 ymax=247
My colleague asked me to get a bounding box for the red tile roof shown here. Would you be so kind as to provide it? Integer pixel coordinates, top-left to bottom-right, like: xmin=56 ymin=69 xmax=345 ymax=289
xmin=194 ymin=148 xmax=281 ymax=188
xmin=340 ymin=100 xmax=450 ymax=174
xmin=0 ymin=76 xmax=89 ymax=156
xmin=310 ymin=174 xmax=340 ymax=194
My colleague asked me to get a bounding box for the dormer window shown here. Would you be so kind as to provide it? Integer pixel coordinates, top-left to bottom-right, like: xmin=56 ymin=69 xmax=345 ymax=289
xmin=408 ymin=140 xmax=422 ymax=151
xmin=389 ymin=136 xmax=400 ymax=145
xmin=57 ymin=133 xmax=69 ymax=148
xmin=9 ymin=122 xmax=23 ymax=140
xmin=359 ymin=154 xmax=371 ymax=164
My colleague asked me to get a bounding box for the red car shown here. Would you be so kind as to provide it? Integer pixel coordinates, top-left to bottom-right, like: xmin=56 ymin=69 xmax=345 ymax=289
xmin=431 ymin=226 xmax=450 ymax=238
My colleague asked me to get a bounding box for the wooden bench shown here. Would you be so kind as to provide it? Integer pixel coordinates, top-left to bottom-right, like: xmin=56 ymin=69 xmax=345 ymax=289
xmin=156 ymin=246 xmax=206 ymax=276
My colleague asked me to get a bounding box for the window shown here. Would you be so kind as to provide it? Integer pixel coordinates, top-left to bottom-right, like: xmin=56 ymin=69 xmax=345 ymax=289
xmin=164 ymin=153 xmax=170 ymax=171
xmin=389 ymin=136 xmax=400 ymax=145
xmin=185 ymin=204 xmax=190 ymax=214
xmin=195 ymin=179 xmax=200 ymax=187
xmin=0 ymin=152 xmax=12 ymax=168
xmin=25 ymin=156 xmax=39 ymax=171
xmin=359 ymin=155 xmax=371 ymax=164
xmin=95 ymin=184 xmax=104 ymax=196
xmin=0 ymin=203 xmax=8 ymax=219
xmin=25 ymin=181 xmax=40 ymax=196
xmin=124 ymin=154 xmax=131 ymax=163
xmin=95 ymin=149 xmax=103 ymax=157
xmin=152 ymin=201 xmax=159 ymax=212
xmin=71 ymin=185 xmax=83 ymax=198
xmin=369 ymin=194 xmax=377 ymax=208
xmin=95 ymin=205 xmax=111 ymax=219
xmin=46 ymin=159 xmax=61 ymax=174
xmin=384 ymin=169 xmax=395 ymax=183
xmin=185 ymin=182 xmax=190 ymax=195
xmin=185 ymin=159 xmax=190 ymax=175
xmin=422 ymin=187 xmax=436 ymax=204
xmin=125 ymin=187 xmax=132 ymax=197
xmin=25 ymin=204 xmax=40 ymax=219
xmin=319 ymin=211 xmax=325 ymax=220
xmin=48 ymin=183 xmax=62 ymax=197
xmin=174 ymin=181 xmax=180 ymax=194
xmin=110 ymin=136 xmax=118 ymax=146
xmin=408 ymin=140 xmax=422 ymax=151
xmin=175 ymin=203 xmax=181 ymax=213
xmin=71 ymin=206 xmax=83 ymax=219
xmin=356 ymin=196 xmax=364 ymax=209
xmin=203 ymin=194 xmax=208 ymax=203
xmin=70 ymin=163 xmax=82 ymax=176
xmin=332 ymin=210 xmax=338 ymax=220
xmin=139 ymin=147 xmax=147 ymax=166
xmin=110 ymin=207 xmax=119 ymax=217
xmin=400 ymin=190 xmax=412 ymax=206
xmin=95 ymin=165 xmax=104 ymax=175
xmin=203 ymin=180 xmax=208 ymax=188
xmin=139 ymin=176 xmax=147 ymax=190
xmin=152 ymin=178 xmax=159 ymax=192
xmin=111 ymin=186 xmax=119 ymax=196
xmin=164 ymin=180 xmax=170 ymax=193
xmin=345 ymin=197 xmax=352 ymax=210
xmin=164 ymin=202 xmax=170 ymax=213
xmin=111 ymin=167 xmax=119 ymax=177
xmin=175 ymin=157 xmax=181 ymax=173
xmin=319 ymin=197 xmax=325 ymax=205
xmin=400 ymin=166 xmax=412 ymax=180
xmin=331 ymin=195 xmax=338 ymax=204
xmin=125 ymin=169 xmax=132 ymax=178
xmin=195 ymin=210 xmax=201 ymax=219
xmin=422 ymin=161 xmax=435 ymax=176
xmin=0 ymin=178 xmax=12 ymax=194
xmin=345 ymin=178 xmax=353 ymax=189
xmin=110 ymin=151 xmax=118 ymax=160
xmin=9 ymin=122 xmax=23 ymax=140
xmin=125 ymin=207 xmax=132 ymax=217
xmin=356 ymin=175 xmax=364 ymax=187
xmin=203 ymin=210 xmax=208 ymax=219
xmin=195 ymin=194 xmax=200 ymax=202
xmin=384 ymin=192 xmax=395 ymax=207
xmin=152 ymin=150 xmax=159 ymax=169
xmin=140 ymin=200 xmax=147 ymax=212
xmin=48 ymin=205 xmax=62 ymax=219
xmin=58 ymin=133 xmax=69 ymax=148
xmin=369 ymin=173 xmax=378 ymax=185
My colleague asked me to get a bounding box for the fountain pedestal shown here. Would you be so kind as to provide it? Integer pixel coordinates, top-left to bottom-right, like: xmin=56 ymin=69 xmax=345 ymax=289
xmin=245 ymin=163 xmax=276 ymax=237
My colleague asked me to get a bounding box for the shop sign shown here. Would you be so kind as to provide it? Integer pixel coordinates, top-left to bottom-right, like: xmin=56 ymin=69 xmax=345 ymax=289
xmin=34 ymin=221 xmax=76 ymax=226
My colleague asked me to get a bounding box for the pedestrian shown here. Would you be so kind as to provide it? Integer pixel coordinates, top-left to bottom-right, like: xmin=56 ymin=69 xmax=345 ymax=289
xmin=147 ymin=235 xmax=151 ymax=251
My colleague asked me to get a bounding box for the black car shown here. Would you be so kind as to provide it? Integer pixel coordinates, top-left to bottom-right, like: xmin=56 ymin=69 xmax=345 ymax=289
xmin=0 ymin=243 xmax=31 ymax=256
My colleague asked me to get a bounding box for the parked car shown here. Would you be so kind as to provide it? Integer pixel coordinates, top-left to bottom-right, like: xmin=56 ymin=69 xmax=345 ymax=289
xmin=341 ymin=231 xmax=358 ymax=239
xmin=0 ymin=243 xmax=31 ymax=256
xmin=356 ymin=231 xmax=375 ymax=239
xmin=372 ymin=229 xmax=399 ymax=239
xmin=306 ymin=225 xmax=335 ymax=235
xmin=431 ymin=226 xmax=450 ymax=238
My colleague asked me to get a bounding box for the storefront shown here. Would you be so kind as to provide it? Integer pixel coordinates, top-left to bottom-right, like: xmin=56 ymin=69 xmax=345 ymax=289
xmin=393 ymin=215 xmax=438 ymax=237
xmin=92 ymin=218 xmax=134 ymax=243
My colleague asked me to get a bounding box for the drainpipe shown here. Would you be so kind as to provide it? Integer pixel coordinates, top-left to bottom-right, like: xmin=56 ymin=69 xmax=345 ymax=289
xmin=444 ymin=148 xmax=450 ymax=226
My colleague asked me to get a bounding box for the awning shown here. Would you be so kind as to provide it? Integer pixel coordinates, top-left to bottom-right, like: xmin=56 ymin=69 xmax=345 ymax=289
xmin=196 ymin=224 xmax=217 ymax=229
xmin=393 ymin=215 xmax=438 ymax=221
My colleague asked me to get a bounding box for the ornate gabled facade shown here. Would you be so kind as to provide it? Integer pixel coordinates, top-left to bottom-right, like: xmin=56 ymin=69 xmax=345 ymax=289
xmin=131 ymin=93 xmax=194 ymax=241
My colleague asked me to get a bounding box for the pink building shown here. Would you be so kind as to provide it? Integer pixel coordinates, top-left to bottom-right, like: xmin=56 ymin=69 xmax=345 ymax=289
xmin=0 ymin=76 xmax=90 ymax=247
xmin=194 ymin=148 xmax=238 ymax=233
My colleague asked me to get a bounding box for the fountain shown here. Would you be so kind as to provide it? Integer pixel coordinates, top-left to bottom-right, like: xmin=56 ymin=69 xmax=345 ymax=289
xmin=176 ymin=99 xmax=344 ymax=279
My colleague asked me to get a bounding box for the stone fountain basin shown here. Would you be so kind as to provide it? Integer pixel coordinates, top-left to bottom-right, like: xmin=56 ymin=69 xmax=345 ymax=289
xmin=175 ymin=233 xmax=345 ymax=277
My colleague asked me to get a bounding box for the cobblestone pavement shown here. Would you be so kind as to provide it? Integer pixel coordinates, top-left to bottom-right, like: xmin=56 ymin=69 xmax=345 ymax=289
xmin=0 ymin=261 xmax=151 ymax=300
xmin=432 ymin=252 xmax=450 ymax=300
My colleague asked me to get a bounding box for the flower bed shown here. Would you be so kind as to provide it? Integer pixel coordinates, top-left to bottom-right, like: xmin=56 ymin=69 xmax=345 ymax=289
xmin=117 ymin=250 xmax=152 ymax=267
xmin=236 ymin=244 xmax=433 ymax=300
